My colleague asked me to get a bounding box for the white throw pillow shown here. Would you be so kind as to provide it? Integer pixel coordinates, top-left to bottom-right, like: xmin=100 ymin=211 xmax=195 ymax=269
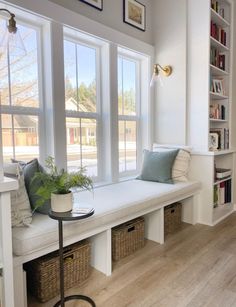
xmin=153 ymin=144 xmax=191 ymax=182
xmin=4 ymin=163 xmax=32 ymax=227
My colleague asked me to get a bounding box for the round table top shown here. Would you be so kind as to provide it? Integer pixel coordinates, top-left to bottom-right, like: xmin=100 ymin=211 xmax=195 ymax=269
xmin=48 ymin=208 xmax=95 ymax=221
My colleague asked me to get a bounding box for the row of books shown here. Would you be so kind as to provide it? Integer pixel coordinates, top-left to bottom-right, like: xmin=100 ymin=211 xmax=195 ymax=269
xmin=210 ymin=48 xmax=226 ymax=71
xmin=211 ymin=0 xmax=225 ymax=18
xmin=210 ymin=104 xmax=226 ymax=120
xmin=213 ymin=179 xmax=231 ymax=207
xmin=210 ymin=128 xmax=229 ymax=150
xmin=211 ymin=21 xmax=227 ymax=46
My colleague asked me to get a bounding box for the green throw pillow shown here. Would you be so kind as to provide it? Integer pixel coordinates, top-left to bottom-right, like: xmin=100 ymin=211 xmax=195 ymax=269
xmin=137 ymin=149 xmax=179 ymax=184
xmin=22 ymin=159 xmax=51 ymax=215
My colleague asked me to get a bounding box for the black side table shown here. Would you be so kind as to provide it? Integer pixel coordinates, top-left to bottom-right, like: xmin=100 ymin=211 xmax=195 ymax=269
xmin=49 ymin=209 xmax=96 ymax=307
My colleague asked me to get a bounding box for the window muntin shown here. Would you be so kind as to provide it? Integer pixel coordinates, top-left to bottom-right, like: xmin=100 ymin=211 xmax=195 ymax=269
xmin=118 ymin=55 xmax=139 ymax=174
xmin=64 ymin=39 xmax=99 ymax=177
xmin=0 ymin=20 xmax=41 ymax=162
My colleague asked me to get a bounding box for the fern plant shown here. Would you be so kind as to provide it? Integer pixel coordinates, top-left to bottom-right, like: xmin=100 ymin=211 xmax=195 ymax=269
xmin=32 ymin=156 xmax=93 ymax=208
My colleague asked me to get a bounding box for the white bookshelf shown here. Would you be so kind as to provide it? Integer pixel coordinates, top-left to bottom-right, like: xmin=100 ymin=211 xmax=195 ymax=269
xmin=188 ymin=0 xmax=235 ymax=226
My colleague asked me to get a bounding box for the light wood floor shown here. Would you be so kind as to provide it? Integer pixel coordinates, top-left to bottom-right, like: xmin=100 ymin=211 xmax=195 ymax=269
xmin=29 ymin=213 xmax=236 ymax=307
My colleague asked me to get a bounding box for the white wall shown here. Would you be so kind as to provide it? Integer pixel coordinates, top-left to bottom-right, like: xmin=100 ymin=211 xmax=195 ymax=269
xmin=49 ymin=0 xmax=154 ymax=45
xmin=153 ymin=0 xmax=187 ymax=145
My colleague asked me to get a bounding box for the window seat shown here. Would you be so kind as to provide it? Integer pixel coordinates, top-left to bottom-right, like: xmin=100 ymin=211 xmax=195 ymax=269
xmin=13 ymin=179 xmax=201 ymax=307
xmin=12 ymin=179 xmax=200 ymax=257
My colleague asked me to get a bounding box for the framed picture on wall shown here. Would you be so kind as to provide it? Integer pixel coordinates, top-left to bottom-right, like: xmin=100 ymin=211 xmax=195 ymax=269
xmin=79 ymin=0 xmax=103 ymax=11
xmin=123 ymin=0 xmax=146 ymax=31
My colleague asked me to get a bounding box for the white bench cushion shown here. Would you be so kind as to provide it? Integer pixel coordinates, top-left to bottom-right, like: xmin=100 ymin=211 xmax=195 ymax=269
xmin=12 ymin=180 xmax=200 ymax=256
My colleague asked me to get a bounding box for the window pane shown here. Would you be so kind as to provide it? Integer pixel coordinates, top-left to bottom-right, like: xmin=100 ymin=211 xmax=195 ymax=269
xmin=119 ymin=120 xmax=137 ymax=173
xmin=64 ymin=40 xmax=97 ymax=112
xmin=0 ymin=21 xmax=40 ymax=107
xmin=2 ymin=114 xmax=39 ymax=162
xmin=66 ymin=118 xmax=97 ymax=177
xmin=64 ymin=40 xmax=77 ymax=110
xmin=118 ymin=57 xmax=136 ymax=116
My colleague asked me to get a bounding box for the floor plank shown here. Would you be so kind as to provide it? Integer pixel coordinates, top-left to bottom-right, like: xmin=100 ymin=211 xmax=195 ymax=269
xmin=28 ymin=213 xmax=236 ymax=307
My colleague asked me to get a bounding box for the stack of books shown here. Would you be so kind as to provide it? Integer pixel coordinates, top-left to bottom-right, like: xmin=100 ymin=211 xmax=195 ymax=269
xmin=211 ymin=0 xmax=225 ymax=18
xmin=210 ymin=48 xmax=226 ymax=71
xmin=211 ymin=21 xmax=227 ymax=46
xmin=214 ymin=178 xmax=231 ymax=207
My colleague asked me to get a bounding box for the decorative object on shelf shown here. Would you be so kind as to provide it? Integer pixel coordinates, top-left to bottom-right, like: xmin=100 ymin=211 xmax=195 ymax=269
xmin=209 ymin=132 xmax=219 ymax=151
xmin=0 ymin=8 xmax=26 ymax=57
xmin=212 ymin=78 xmax=224 ymax=95
xmin=150 ymin=63 xmax=172 ymax=87
xmin=123 ymin=0 xmax=146 ymax=31
xmin=216 ymin=168 xmax=232 ymax=180
xmin=32 ymin=156 xmax=93 ymax=213
xmin=79 ymin=0 xmax=103 ymax=11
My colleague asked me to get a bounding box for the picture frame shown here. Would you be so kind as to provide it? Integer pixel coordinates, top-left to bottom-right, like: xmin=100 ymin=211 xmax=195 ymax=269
xmin=212 ymin=79 xmax=224 ymax=95
xmin=123 ymin=0 xmax=146 ymax=32
xmin=79 ymin=0 xmax=103 ymax=11
xmin=209 ymin=132 xmax=219 ymax=150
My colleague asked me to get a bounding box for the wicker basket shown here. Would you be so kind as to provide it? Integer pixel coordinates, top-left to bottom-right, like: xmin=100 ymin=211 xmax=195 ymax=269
xmin=25 ymin=240 xmax=91 ymax=303
xmin=164 ymin=202 xmax=182 ymax=237
xmin=112 ymin=217 xmax=145 ymax=261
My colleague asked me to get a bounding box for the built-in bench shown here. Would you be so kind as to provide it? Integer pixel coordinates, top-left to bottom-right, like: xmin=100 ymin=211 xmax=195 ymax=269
xmin=13 ymin=179 xmax=201 ymax=307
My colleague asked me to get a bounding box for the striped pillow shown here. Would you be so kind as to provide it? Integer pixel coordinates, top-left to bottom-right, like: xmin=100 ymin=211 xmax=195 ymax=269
xmin=153 ymin=144 xmax=191 ymax=182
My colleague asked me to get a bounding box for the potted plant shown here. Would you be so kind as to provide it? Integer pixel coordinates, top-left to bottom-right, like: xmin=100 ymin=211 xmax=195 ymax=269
xmin=32 ymin=156 xmax=93 ymax=213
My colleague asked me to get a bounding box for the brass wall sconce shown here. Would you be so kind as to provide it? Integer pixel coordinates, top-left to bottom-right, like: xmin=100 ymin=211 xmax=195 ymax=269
xmin=150 ymin=63 xmax=172 ymax=87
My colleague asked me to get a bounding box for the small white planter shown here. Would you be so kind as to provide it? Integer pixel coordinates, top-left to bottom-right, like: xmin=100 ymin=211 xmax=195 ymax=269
xmin=51 ymin=192 xmax=72 ymax=213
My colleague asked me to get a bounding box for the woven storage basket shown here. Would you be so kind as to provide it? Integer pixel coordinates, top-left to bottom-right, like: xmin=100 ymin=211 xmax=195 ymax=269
xmin=25 ymin=240 xmax=91 ymax=303
xmin=164 ymin=202 xmax=182 ymax=237
xmin=112 ymin=217 xmax=145 ymax=261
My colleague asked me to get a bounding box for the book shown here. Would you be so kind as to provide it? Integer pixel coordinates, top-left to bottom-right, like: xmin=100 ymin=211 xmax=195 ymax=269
xmin=219 ymin=182 xmax=225 ymax=205
xmin=72 ymin=207 xmax=94 ymax=214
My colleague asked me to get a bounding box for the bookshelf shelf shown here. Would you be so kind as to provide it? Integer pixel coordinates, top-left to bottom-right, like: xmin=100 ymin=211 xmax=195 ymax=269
xmin=210 ymin=91 xmax=228 ymax=100
xmin=210 ymin=36 xmax=229 ymax=51
xmin=214 ymin=176 xmax=232 ymax=185
xmin=210 ymin=64 xmax=229 ymax=76
xmin=210 ymin=119 xmax=227 ymax=123
xmin=210 ymin=8 xmax=230 ymax=27
xmin=213 ymin=203 xmax=234 ymax=225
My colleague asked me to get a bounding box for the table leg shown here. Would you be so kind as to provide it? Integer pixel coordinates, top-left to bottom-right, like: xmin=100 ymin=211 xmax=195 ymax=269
xmin=58 ymin=220 xmax=64 ymax=307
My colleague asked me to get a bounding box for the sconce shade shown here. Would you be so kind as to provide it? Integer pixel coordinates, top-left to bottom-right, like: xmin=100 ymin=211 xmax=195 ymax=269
xmin=150 ymin=63 xmax=172 ymax=87
xmin=0 ymin=9 xmax=26 ymax=58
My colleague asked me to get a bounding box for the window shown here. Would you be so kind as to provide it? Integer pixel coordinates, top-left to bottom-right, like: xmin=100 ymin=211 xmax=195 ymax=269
xmin=64 ymin=39 xmax=99 ymax=178
xmin=118 ymin=55 xmax=140 ymax=174
xmin=0 ymin=20 xmax=41 ymax=162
